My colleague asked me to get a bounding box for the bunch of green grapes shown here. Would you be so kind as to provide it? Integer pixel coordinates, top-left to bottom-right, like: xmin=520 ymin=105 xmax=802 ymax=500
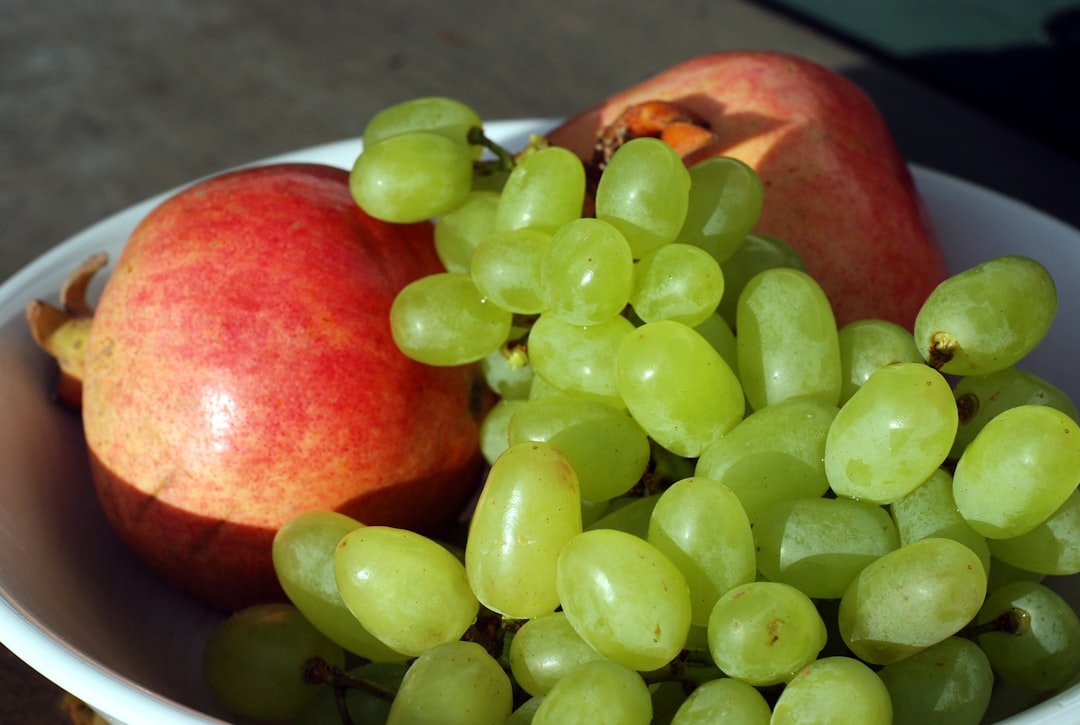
xmin=201 ymin=96 xmax=1080 ymax=725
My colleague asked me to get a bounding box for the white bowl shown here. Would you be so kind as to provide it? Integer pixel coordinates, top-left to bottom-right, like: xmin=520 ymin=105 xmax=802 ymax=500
xmin=2 ymin=120 xmax=1079 ymax=724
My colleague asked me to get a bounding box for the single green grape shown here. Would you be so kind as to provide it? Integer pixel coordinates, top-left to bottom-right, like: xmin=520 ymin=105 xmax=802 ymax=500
xmin=595 ymin=137 xmax=691 ymax=258
xmin=470 ymin=227 xmax=551 ymax=314
xmin=771 ymin=656 xmax=892 ymax=725
xmin=478 ymin=398 xmax=523 ymax=465
xmin=386 ymin=641 xmax=513 ymax=725
xmin=466 ymin=441 xmax=582 ymax=619
xmin=889 ymin=467 xmax=991 ymax=574
xmin=647 ymin=476 xmax=756 ymax=625
xmin=541 ymin=217 xmax=634 ymax=326
xmin=876 ymin=637 xmax=993 ymax=725
xmin=557 ymin=528 xmax=692 ymax=671
xmin=507 ymin=696 xmax=545 ymax=724
xmin=495 ymin=145 xmax=586 ymax=234
xmin=669 ymin=676 xmax=772 ymax=724
xmin=976 ymin=580 xmax=1080 ymax=691
xmin=390 ymin=272 xmax=512 ymax=366
xmin=350 ymin=131 xmax=474 ymax=223
xmin=988 ymin=489 xmax=1080 ymax=576
xmin=753 ymin=496 xmax=900 ymax=599
xmin=629 ymin=243 xmax=725 ymax=327
xmin=526 ymin=312 xmax=634 ymax=407
xmin=914 ymin=255 xmax=1057 ymax=375
xmin=509 ymin=611 xmax=606 ymax=697
xmin=361 ymin=96 xmax=482 ymax=155
xmin=434 ymin=190 xmax=501 ymax=273
xmin=479 ymin=345 xmax=534 ymax=400
xmin=532 ymin=659 xmax=653 ymax=725
xmin=695 ymin=396 xmax=837 ymax=523
xmin=736 ymin=267 xmax=842 ymax=410
xmin=825 ymin=361 xmax=958 ymax=505
xmin=716 ymin=232 xmax=806 ymax=331
xmin=838 ymin=537 xmax=987 ymax=665
xmin=585 ymin=494 xmax=661 ymax=538
xmin=707 ymin=581 xmax=827 ymax=686
xmin=272 ymin=510 xmax=407 ymax=662
xmin=333 ymin=526 xmax=478 ymax=658
xmin=507 ymin=395 xmax=650 ymax=501
xmin=837 ymin=318 xmax=923 ymax=404
xmin=616 ymin=319 xmax=744 ymax=457
xmin=692 ymin=312 xmax=738 ymax=373
xmin=202 ymin=603 xmax=345 ymax=722
xmin=674 ymin=156 xmax=764 ymax=265
xmin=950 ymin=366 xmax=1079 ymax=459
xmin=952 ymin=404 xmax=1080 ymax=539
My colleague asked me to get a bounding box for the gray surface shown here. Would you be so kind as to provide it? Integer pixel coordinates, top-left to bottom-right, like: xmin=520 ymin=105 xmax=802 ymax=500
xmin=2 ymin=1 xmax=1079 ymax=722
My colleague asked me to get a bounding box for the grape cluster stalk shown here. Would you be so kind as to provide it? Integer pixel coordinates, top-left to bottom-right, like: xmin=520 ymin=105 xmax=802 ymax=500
xmin=201 ymin=97 xmax=1080 ymax=725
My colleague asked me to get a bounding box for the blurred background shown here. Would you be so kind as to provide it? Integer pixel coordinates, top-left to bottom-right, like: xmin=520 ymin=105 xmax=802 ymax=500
xmin=2 ymin=1 xmax=1078 ymax=722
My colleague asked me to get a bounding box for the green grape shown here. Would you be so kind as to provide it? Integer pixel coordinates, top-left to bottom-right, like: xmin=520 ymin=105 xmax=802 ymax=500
xmin=595 ymin=137 xmax=691 ymax=258
xmin=532 ymin=659 xmax=653 ymax=725
xmin=647 ymin=476 xmax=756 ymax=625
xmin=616 ymin=320 xmax=744 ymax=457
xmin=694 ymin=396 xmax=837 ymax=523
xmin=272 ymin=510 xmax=407 ymax=662
xmin=629 ymin=243 xmax=725 ymax=327
xmin=674 ymin=156 xmax=764 ymax=265
xmin=580 ymin=497 xmax=611 ymax=528
xmin=294 ymin=661 xmax=409 ymax=725
xmin=202 ymin=603 xmax=345 ymax=722
xmin=692 ymin=312 xmax=738 ymax=373
xmin=470 ymin=227 xmax=551 ymax=314
xmin=837 ymin=318 xmax=923 ymax=404
xmin=350 ymin=131 xmax=474 ymax=223
xmin=889 ymin=468 xmax=991 ymax=574
xmin=876 ymin=637 xmax=993 ymax=725
xmin=914 ymin=255 xmax=1057 ymax=375
xmin=557 ymin=528 xmax=692 ymax=671
xmin=707 ymin=581 xmax=826 ymax=686
xmin=736 ymin=267 xmax=842 ymax=410
xmin=669 ymin=676 xmax=771 ymax=724
xmin=825 ymin=362 xmax=958 ymax=505
xmin=771 ymin=656 xmax=892 ymax=725
xmin=986 ymin=555 xmax=1045 ymax=593
xmin=988 ymin=489 xmax=1080 ymax=576
xmin=585 ymin=493 xmax=660 ymax=538
xmin=333 ymin=526 xmax=478 ymax=657
xmin=390 ymin=272 xmax=512 ymax=366
xmin=386 ymin=640 xmax=513 ymax=725
xmin=466 ymin=441 xmax=582 ymax=619
xmin=480 ymin=345 xmax=534 ymax=399
xmin=527 ymin=312 xmax=634 ymax=407
xmin=953 ymin=404 xmax=1080 ymax=539
xmin=509 ymin=611 xmax=607 ymax=696
xmin=838 ymin=537 xmax=987 ymax=665
xmin=507 ymin=395 xmax=650 ymax=501
xmin=529 ymin=369 xmax=564 ymax=400
xmin=754 ymin=496 xmax=900 ymax=599
xmin=362 ymin=96 xmax=482 ymax=155
xmin=478 ymin=398 xmax=523 ymax=465
xmin=975 ymin=580 xmax=1080 ymax=691
xmin=495 ymin=145 xmax=586 ymax=234
xmin=434 ymin=190 xmax=501 ymax=273
xmin=950 ymin=366 xmax=1079 ymax=459
xmin=540 ymin=217 xmax=634 ymax=326
xmin=507 ymin=696 xmax=545 ymax=724
xmin=716 ymin=232 xmax=806 ymax=331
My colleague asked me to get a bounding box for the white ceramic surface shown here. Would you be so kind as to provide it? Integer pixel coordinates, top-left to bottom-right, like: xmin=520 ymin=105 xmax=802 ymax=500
xmin=1 ymin=120 xmax=1079 ymax=724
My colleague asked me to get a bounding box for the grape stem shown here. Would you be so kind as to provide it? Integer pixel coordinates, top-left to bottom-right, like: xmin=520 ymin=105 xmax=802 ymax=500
xmin=959 ymin=606 xmax=1032 ymax=638
xmin=303 ymin=655 xmax=398 ymax=724
xmin=468 ymin=126 xmax=518 ymax=175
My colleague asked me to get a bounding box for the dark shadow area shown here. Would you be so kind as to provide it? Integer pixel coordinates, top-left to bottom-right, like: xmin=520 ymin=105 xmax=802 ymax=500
xmin=754 ymin=3 xmax=1080 ymax=161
